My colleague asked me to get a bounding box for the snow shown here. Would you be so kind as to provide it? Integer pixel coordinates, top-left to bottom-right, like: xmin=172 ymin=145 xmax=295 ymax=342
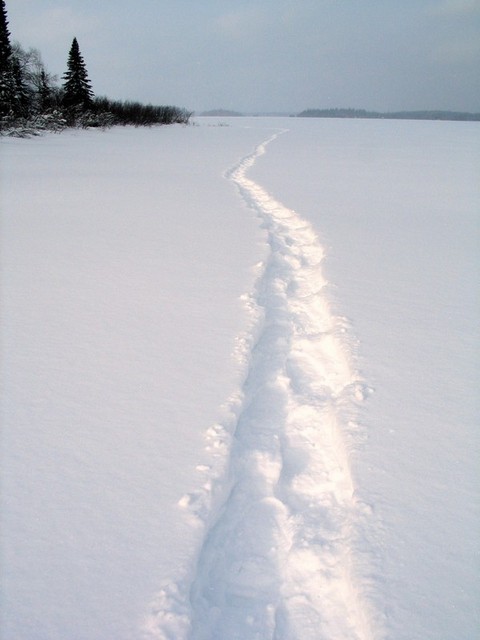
xmin=1 ymin=117 xmax=479 ymax=640
xmin=0 ymin=124 xmax=267 ymax=640
xmin=249 ymin=118 xmax=480 ymax=640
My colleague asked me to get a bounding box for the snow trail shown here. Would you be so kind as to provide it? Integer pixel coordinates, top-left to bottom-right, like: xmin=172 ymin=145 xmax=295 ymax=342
xmin=144 ymin=131 xmax=378 ymax=640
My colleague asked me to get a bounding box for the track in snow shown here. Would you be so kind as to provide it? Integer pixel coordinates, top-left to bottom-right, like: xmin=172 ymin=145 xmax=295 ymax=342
xmin=144 ymin=131 xmax=379 ymax=640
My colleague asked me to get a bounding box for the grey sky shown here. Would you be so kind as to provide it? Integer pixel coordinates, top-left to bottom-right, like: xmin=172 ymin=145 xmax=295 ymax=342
xmin=6 ymin=0 xmax=480 ymax=113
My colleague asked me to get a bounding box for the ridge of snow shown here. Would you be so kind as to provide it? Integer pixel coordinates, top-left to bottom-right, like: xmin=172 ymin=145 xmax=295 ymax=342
xmin=144 ymin=131 xmax=380 ymax=640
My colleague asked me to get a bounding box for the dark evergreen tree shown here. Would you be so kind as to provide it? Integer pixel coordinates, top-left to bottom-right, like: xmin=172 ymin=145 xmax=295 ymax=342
xmin=0 ymin=0 xmax=11 ymax=71
xmin=62 ymin=37 xmax=93 ymax=109
xmin=0 ymin=0 xmax=15 ymax=118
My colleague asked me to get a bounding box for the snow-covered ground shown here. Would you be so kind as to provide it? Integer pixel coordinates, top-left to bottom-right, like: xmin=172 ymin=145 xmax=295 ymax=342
xmin=1 ymin=117 xmax=479 ymax=640
xmin=249 ymin=118 xmax=480 ymax=640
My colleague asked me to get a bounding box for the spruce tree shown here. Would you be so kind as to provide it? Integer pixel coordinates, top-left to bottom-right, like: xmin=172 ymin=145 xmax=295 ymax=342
xmin=62 ymin=37 xmax=93 ymax=109
xmin=0 ymin=0 xmax=15 ymax=118
xmin=0 ymin=0 xmax=11 ymax=71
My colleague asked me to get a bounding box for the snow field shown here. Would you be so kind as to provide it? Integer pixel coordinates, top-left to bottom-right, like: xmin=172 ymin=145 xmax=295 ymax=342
xmin=0 ymin=124 xmax=270 ymax=640
xmin=249 ymin=118 xmax=480 ymax=640
xmin=2 ymin=117 xmax=479 ymax=640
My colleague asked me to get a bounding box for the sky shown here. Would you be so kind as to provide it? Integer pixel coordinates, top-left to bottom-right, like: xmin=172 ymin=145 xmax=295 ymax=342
xmin=5 ymin=0 xmax=480 ymax=114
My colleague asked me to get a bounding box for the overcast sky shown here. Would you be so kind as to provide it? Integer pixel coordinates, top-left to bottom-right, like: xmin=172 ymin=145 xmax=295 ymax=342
xmin=6 ymin=0 xmax=480 ymax=113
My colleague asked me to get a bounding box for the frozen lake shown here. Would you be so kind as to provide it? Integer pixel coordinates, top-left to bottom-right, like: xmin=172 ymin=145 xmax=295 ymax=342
xmin=1 ymin=117 xmax=479 ymax=639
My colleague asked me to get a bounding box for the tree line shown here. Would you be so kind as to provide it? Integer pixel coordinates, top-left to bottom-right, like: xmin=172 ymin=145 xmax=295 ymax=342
xmin=297 ymin=108 xmax=480 ymax=122
xmin=0 ymin=0 xmax=191 ymax=135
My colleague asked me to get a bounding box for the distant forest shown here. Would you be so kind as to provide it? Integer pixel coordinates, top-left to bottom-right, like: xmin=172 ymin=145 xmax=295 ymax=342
xmin=196 ymin=107 xmax=480 ymax=121
xmin=200 ymin=109 xmax=244 ymax=117
xmin=298 ymin=108 xmax=480 ymax=122
xmin=0 ymin=0 xmax=191 ymax=136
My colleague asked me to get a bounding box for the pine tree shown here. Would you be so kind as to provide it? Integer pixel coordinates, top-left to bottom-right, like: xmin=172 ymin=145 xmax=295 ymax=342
xmin=0 ymin=0 xmax=11 ymax=71
xmin=62 ymin=37 xmax=93 ymax=109
xmin=0 ymin=0 xmax=15 ymax=118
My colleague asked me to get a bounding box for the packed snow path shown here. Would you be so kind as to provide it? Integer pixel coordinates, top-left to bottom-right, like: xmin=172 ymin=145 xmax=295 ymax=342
xmin=145 ymin=132 xmax=378 ymax=640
